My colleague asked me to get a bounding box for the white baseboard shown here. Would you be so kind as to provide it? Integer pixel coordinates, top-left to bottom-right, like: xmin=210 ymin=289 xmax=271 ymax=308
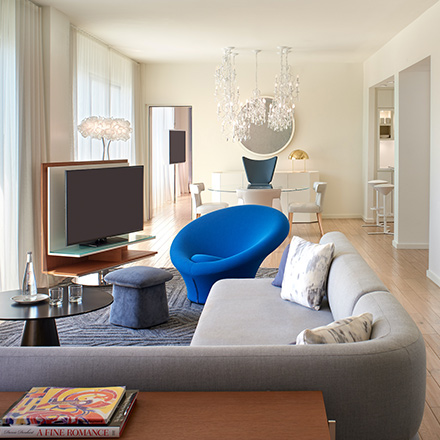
xmin=322 ymin=214 xmax=363 ymax=219
xmin=392 ymin=240 xmax=429 ymax=250
xmin=427 ymin=270 xmax=440 ymax=288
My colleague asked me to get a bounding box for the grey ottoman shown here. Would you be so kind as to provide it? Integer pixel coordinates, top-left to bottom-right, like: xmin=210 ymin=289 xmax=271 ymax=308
xmin=104 ymin=266 xmax=173 ymax=329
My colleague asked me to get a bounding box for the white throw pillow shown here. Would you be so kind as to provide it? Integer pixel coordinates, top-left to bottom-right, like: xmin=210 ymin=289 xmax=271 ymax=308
xmin=296 ymin=312 xmax=373 ymax=345
xmin=281 ymin=236 xmax=334 ymax=310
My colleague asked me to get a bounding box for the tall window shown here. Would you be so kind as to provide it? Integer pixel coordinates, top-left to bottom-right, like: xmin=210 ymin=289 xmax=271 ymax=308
xmin=72 ymin=29 xmax=137 ymax=163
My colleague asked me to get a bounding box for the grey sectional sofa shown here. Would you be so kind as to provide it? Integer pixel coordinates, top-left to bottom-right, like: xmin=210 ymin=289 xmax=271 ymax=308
xmin=0 ymin=232 xmax=425 ymax=440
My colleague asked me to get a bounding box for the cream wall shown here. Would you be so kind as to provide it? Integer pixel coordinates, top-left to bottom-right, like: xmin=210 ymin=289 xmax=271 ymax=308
xmin=41 ymin=6 xmax=72 ymax=162
xmin=397 ymin=66 xmax=430 ymax=248
xmin=363 ymin=2 xmax=440 ymax=283
xmin=142 ymin=62 xmax=363 ymax=218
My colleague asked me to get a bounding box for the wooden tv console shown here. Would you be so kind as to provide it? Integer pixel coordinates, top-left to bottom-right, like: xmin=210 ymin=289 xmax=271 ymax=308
xmin=41 ymin=161 xmax=156 ymax=278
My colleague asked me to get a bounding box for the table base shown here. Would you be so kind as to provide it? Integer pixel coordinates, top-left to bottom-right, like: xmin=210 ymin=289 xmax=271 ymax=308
xmin=21 ymin=319 xmax=60 ymax=346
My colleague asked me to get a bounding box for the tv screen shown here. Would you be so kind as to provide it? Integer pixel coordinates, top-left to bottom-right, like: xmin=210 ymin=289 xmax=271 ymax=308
xmin=65 ymin=166 xmax=144 ymax=247
xmin=169 ymin=130 xmax=186 ymax=164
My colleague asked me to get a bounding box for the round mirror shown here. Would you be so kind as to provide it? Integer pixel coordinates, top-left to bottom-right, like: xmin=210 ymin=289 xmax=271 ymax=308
xmin=240 ymin=97 xmax=295 ymax=157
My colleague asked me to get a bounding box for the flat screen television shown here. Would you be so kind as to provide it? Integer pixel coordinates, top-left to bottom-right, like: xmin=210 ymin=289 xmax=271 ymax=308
xmin=169 ymin=130 xmax=186 ymax=164
xmin=65 ymin=166 xmax=144 ymax=247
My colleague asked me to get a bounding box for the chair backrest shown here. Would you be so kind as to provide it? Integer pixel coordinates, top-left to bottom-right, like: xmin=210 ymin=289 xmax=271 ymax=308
xmin=242 ymin=156 xmax=277 ymax=186
xmin=189 ymin=183 xmax=205 ymax=208
xmin=171 ymin=204 xmax=290 ymax=258
xmin=313 ymin=182 xmax=327 ymax=212
xmin=236 ymin=188 xmax=282 ymax=208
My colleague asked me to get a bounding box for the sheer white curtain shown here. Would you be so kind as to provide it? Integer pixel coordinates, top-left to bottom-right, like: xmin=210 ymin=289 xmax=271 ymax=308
xmin=174 ymin=107 xmax=192 ymax=197
xmin=0 ymin=0 xmax=46 ymax=290
xmin=0 ymin=0 xmax=18 ymax=291
xmin=176 ymin=155 xmax=190 ymax=196
xmin=72 ymin=29 xmax=136 ymax=163
xmin=151 ymin=108 xmax=175 ymax=209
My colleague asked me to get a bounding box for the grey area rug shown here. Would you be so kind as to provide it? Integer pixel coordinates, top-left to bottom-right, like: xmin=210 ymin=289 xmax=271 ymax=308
xmin=0 ymin=267 xmax=278 ymax=347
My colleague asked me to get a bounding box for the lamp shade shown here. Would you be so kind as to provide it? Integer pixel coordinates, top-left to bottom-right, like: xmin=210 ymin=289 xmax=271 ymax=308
xmin=77 ymin=116 xmax=132 ymax=160
xmin=288 ymin=149 xmax=309 ymax=160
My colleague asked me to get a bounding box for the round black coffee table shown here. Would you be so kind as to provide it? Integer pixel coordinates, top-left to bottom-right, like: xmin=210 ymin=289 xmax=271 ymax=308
xmin=0 ymin=286 xmax=113 ymax=346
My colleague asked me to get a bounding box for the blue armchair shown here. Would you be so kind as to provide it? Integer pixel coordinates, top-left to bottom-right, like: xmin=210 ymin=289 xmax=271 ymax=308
xmin=170 ymin=205 xmax=289 ymax=304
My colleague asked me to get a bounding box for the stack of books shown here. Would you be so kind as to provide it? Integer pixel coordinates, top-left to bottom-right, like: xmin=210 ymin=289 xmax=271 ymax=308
xmin=0 ymin=386 xmax=138 ymax=438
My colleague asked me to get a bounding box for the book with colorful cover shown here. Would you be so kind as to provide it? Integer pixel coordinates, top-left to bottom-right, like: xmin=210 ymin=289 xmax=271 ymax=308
xmin=1 ymin=387 xmax=126 ymax=426
xmin=0 ymin=390 xmax=138 ymax=438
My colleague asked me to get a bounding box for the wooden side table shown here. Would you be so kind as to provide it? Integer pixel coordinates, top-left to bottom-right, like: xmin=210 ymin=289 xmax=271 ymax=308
xmin=0 ymin=391 xmax=333 ymax=439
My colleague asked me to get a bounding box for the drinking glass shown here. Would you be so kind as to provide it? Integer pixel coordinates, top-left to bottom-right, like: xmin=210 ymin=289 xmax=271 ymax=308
xmin=49 ymin=287 xmax=63 ymax=306
xmin=68 ymin=284 xmax=83 ymax=303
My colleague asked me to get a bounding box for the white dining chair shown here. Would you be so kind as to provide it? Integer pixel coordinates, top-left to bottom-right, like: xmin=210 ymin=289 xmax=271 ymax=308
xmin=190 ymin=183 xmax=228 ymax=218
xmin=236 ymin=188 xmax=282 ymax=210
xmin=288 ymin=182 xmax=327 ymax=237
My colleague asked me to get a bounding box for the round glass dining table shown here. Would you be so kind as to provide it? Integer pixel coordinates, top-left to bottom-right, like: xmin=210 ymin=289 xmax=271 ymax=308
xmin=208 ymin=185 xmax=309 ymax=216
xmin=208 ymin=185 xmax=309 ymax=193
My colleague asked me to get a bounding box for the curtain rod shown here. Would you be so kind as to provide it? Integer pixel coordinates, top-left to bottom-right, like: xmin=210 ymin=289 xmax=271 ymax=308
xmin=70 ymin=25 xmax=140 ymax=66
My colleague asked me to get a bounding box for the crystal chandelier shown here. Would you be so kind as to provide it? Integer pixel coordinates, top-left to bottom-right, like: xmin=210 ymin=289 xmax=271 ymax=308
xmin=243 ymin=50 xmax=266 ymax=127
xmin=215 ymin=47 xmax=299 ymax=142
xmin=268 ymin=47 xmax=300 ymax=132
xmin=214 ymin=47 xmax=242 ymax=142
xmin=232 ymin=50 xmax=267 ymax=143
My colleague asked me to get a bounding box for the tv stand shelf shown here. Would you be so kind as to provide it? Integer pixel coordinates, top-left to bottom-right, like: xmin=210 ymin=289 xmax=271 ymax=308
xmin=41 ymin=161 xmax=157 ymax=279
xmin=49 ymin=234 xmax=155 ymax=258
xmin=46 ymin=249 xmax=157 ymax=277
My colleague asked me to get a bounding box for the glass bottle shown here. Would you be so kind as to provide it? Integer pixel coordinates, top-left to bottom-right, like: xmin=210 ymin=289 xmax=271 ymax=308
xmin=22 ymin=251 xmax=37 ymax=298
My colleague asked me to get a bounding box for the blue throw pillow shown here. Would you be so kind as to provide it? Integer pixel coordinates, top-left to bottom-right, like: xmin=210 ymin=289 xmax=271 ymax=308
xmin=271 ymin=244 xmax=290 ymax=287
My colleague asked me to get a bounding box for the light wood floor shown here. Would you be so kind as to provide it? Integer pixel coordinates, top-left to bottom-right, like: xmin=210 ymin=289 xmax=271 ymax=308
xmin=135 ymin=195 xmax=440 ymax=440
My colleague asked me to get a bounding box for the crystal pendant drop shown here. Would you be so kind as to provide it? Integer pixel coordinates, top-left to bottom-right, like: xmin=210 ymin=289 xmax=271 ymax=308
xmin=268 ymin=47 xmax=298 ymax=132
xmin=246 ymin=50 xmax=266 ymax=128
xmin=214 ymin=47 xmax=242 ymax=142
xmin=22 ymin=251 xmax=38 ymax=298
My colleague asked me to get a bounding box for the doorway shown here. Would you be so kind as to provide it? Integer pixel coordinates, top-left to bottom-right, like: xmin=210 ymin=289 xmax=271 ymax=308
xmin=376 ymin=85 xmax=395 ymax=219
xmin=148 ymin=106 xmax=193 ymax=220
xmin=367 ymin=57 xmax=430 ymax=249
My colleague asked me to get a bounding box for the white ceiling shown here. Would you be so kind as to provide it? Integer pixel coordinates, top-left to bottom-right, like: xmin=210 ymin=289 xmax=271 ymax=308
xmin=33 ymin=0 xmax=438 ymax=64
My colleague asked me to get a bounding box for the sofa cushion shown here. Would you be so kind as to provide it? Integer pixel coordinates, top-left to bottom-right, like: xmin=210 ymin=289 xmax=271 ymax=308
xmin=281 ymin=236 xmax=334 ymax=310
xmin=319 ymin=231 xmax=388 ymax=320
xmin=295 ymin=312 xmax=373 ymax=345
xmin=104 ymin=266 xmax=173 ymax=288
xmin=191 ymin=278 xmax=334 ymax=346
xmin=271 ymin=244 xmax=289 ymax=287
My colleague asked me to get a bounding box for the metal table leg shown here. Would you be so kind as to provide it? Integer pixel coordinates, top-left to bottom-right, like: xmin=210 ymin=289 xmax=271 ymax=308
xmin=21 ymin=319 xmax=60 ymax=346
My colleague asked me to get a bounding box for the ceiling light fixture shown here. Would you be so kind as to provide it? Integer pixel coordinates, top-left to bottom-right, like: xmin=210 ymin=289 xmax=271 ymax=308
xmin=215 ymin=47 xmax=299 ymax=142
xmin=245 ymin=50 xmax=267 ymax=127
xmin=214 ymin=47 xmax=241 ymax=142
xmin=268 ymin=47 xmax=299 ymax=132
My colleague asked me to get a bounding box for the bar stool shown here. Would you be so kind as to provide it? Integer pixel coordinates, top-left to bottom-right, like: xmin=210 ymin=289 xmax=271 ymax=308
xmin=368 ymin=184 xmax=394 ymax=236
xmin=362 ymin=179 xmax=388 ymax=228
